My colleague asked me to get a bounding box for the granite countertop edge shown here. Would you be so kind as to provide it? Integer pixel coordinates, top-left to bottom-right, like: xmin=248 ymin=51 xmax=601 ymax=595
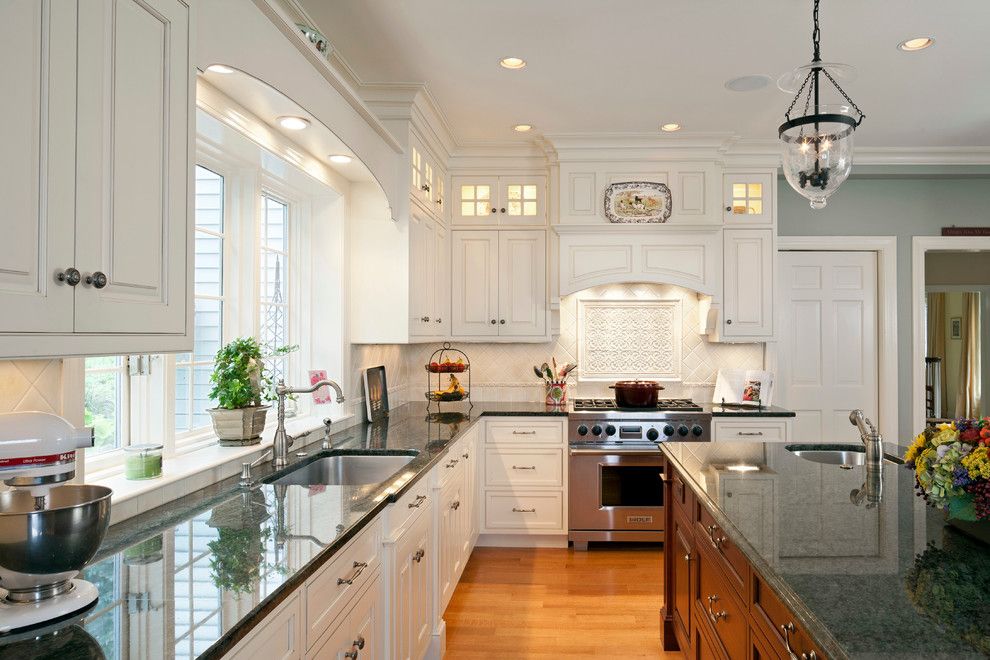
xmin=660 ymin=443 xmax=848 ymax=660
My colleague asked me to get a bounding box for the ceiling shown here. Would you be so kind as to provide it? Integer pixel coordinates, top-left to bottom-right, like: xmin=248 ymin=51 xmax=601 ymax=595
xmin=299 ymin=0 xmax=990 ymax=148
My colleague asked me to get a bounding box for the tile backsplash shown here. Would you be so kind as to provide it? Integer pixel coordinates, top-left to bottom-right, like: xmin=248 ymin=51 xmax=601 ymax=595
xmin=406 ymin=283 xmax=764 ymax=403
xmin=0 ymin=359 xmax=63 ymax=414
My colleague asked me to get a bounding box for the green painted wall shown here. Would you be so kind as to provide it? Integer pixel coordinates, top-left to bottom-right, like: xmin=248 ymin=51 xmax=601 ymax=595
xmin=777 ymin=174 xmax=990 ymax=443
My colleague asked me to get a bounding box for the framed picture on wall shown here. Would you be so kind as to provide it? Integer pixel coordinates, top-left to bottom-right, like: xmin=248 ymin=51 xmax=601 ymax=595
xmin=951 ymin=317 xmax=962 ymax=339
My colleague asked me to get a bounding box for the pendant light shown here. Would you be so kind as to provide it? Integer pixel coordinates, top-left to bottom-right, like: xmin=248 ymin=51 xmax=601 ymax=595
xmin=778 ymin=0 xmax=865 ymax=209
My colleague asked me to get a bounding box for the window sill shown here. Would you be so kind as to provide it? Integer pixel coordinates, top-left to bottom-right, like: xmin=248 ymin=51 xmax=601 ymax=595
xmin=90 ymin=412 xmax=355 ymax=523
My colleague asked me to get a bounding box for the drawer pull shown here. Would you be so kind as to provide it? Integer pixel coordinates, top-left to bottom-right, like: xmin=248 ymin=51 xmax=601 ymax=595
xmin=683 ymin=553 xmax=691 ymax=563
xmin=463 ymin=452 xmax=469 ymax=459
xmin=412 ymin=548 xmax=426 ymax=563
xmin=736 ymin=431 xmax=765 ymax=436
xmin=445 ymin=458 xmax=459 ymax=468
xmin=408 ymin=494 xmax=427 ymax=509
xmin=344 ymin=650 xmax=358 ymax=660
xmin=512 ymin=507 xmax=536 ymax=513
xmin=353 ymin=636 xmax=366 ymax=650
xmin=511 ymin=430 xmax=537 ymax=435
xmin=781 ymin=622 xmax=818 ymax=660
xmin=451 ymin=500 xmax=461 ymax=510
xmin=512 ymin=465 xmax=537 ymax=470
xmin=714 ymin=535 xmax=727 ymax=549
xmin=706 ymin=524 xmax=718 ymax=542
xmin=337 ymin=561 xmax=368 ymax=586
xmin=705 ymin=594 xmax=727 ymax=624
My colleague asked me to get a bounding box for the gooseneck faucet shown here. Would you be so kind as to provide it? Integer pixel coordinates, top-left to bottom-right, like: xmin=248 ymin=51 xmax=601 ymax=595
xmin=272 ymin=378 xmax=345 ymax=469
xmin=849 ymin=409 xmax=884 ymax=507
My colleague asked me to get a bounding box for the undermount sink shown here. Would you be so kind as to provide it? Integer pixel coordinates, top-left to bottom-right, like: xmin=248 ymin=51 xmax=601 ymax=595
xmin=269 ymin=451 xmax=418 ymax=486
xmin=785 ymin=444 xmax=905 ymax=468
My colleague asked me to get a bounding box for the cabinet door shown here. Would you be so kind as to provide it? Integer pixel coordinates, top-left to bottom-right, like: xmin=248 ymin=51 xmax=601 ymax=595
xmin=723 ymin=173 xmax=772 ymax=225
xmin=497 ymin=231 xmax=547 ymax=337
xmin=497 ymin=175 xmax=546 ymax=226
xmin=75 ymin=0 xmax=190 ymax=334
xmin=410 ymin=141 xmax=426 ymax=202
xmin=408 ymin=516 xmax=433 ymax=660
xmin=451 ymin=231 xmax=499 ymax=336
xmin=0 ymin=2 xmax=77 ymax=333
xmin=452 ymin=176 xmax=498 ymax=226
xmin=722 ymin=229 xmax=773 ymax=339
xmin=438 ymin=478 xmax=460 ymax=613
xmin=346 ymin=576 xmax=383 ymax=660
xmin=461 ymin=431 xmax=479 ymax=554
xmin=409 ymin=212 xmax=436 ymax=335
xmin=672 ymin=517 xmax=694 ymax=648
xmin=230 ymin=593 xmax=302 ymax=660
xmin=433 ymin=222 xmax=449 ymax=336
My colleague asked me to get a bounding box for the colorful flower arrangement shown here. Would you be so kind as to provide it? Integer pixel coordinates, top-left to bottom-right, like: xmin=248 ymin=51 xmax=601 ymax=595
xmin=904 ymin=419 xmax=990 ymax=521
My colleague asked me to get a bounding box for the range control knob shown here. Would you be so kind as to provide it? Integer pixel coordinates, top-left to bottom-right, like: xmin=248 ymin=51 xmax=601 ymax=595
xmin=605 ymin=424 xmax=617 ymax=436
xmin=663 ymin=424 xmax=675 ymax=437
xmin=677 ymin=425 xmax=690 ymax=437
xmin=577 ymin=425 xmax=589 ymax=436
xmin=591 ymin=425 xmax=603 ymax=436
xmin=691 ymin=425 xmax=704 ymax=437
xmin=646 ymin=428 xmax=660 ymax=442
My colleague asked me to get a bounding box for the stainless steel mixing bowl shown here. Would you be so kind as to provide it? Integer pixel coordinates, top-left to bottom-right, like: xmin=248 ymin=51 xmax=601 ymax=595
xmin=0 ymin=485 xmax=112 ymax=602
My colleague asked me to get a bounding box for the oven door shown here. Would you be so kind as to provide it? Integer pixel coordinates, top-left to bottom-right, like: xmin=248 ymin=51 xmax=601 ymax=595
xmin=568 ymin=448 xmax=664 ymax=532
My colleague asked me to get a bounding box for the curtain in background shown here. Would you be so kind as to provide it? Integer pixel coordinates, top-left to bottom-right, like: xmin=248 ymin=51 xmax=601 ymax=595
xmin=927 ymin=292 xmax=948 ymax=415
xmin=956 ymin=292 xmax=982 ymax=418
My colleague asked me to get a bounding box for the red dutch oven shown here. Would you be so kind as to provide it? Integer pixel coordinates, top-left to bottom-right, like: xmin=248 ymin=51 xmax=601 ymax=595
xmin=609 ymin=380 xmax=664 ymax=408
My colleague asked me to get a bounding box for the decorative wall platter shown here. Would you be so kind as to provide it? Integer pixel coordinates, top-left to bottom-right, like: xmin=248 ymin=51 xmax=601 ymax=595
xmin=603 ymin=181 xmax=672 ymax=224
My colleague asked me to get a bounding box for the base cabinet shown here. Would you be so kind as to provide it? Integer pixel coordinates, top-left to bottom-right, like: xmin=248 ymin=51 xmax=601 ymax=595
xmin=227 ymin=592 xmax=303 ymax=660
xmin=307 ymin=573 xmax=383 ymax=660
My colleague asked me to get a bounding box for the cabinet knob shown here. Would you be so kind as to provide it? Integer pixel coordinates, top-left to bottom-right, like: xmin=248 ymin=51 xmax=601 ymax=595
xmin=500 ymin=207 xmax=506 ymax=213
xmin=412 ymin=548 xmax=425 ymax=563
xmin=353 ymin=636 xmax=366 ymax=650
xmin=436 ymin=317 xmax=442 ymax=323
xmin=490 ymin=319 xmax=497 ymax=324
xmin=499 ymin=319 xmax=506 ymax=325
xmin=436 ymin=197 xmax=443 ymax=205
xmin=451 ymin=500 xmax=461 ymax=510
xmin=421 ymin=183 xmax=431 ymax=192
xmin=726 ymin=205 xmax=732 ymax=212
xmin=85 ymin=271 xmax=108 ymax=289
xmin=55 ymin=267 xmax=81 ymax=286
xmin=490 ymin=207 xmax=497 ymax=214
xmin=726 ymin=319 xmax=732 ymax=325
xmin=421 ymin=316 xmax=431 ymax=322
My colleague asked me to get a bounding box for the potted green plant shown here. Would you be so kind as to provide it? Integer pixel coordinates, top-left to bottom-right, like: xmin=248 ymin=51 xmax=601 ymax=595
xmin=207 ymin=337 xmax=294 ymax=446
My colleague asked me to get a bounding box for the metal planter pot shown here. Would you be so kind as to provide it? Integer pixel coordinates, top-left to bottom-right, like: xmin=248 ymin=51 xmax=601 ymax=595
xmin=208 ymin=406 xmax=270 ymax=446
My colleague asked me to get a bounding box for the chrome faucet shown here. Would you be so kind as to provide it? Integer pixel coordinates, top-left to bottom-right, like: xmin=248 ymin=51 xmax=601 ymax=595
xmin=848 ymin=409 xmax=882 ymax=461
xmin=848 ymin=409 xmax=884 ymax=506
xmin=272 ymin=379 xmax=345 ymax=469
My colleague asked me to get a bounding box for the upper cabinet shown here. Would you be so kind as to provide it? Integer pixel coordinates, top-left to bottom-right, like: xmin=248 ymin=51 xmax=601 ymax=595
xmin=410 ymin=135 xmax=446 ymax=223
xmin=452 ymin=176 xmax=547 ymax=226
xmin=721 ymin=229 xmax=774 ymax=340
xmin=722 ymin=172 xmax=774 ymax=226
xmin=409 ymin=211 xmax=449 ymax=339
xmin=0 ymin=0 xmax=192 ymax=358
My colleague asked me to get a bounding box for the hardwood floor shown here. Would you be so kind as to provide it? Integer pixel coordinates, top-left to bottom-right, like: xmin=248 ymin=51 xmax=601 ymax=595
xmin=443 ymin=544 xmax=680 ymax=659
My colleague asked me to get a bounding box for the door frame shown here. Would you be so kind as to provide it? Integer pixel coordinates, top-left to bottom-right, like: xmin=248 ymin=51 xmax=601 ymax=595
xmin=911 ymin=236 xmax=990 ymax=433
xmin=770 ymin=236 xmax=897 ymax=444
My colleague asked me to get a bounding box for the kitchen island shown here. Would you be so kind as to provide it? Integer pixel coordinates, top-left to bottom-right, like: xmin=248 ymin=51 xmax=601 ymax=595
xmin=660 ymin=440 xmax=990 ymax=659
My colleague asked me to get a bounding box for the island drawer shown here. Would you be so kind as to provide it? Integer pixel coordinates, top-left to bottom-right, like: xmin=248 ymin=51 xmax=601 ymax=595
xmin=750 ymin=574 xmax=827 ymax=660
xmin=304 ymin=516 xmax=382 ymax=650
xmin=669 ymin=467 xmax=693 ymax=525
xmin=484 ymin=491 xmax=563 ymax=531
xmin=695 ymin=505 xmax=749 ymax=601
xmin=486 ymin=419 xmax=564 ymax=444
xmin=711 ymin=420 xmax=787 ymax=443
xmin=484 ymin=447 xmax=563 ymax=487
xmin=694 ymin=544 xmax=748 ymax=660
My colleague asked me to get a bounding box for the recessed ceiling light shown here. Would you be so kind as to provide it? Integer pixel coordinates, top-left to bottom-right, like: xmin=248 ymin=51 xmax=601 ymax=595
xmin=329 ymin=154 xmax=352 ymax=164
xmin=277 ymin=116 xmax=310 ymax=130
xmin=724 ymin=74 xmax=771 ymax=92
xmin=499 ymin=57 xmax=527 ymax=70
xmin=513 ymin=124 xmax=533 ymax=132
xmin=206 ymin=64 xmax=235 ymax=74
xmin=898 ymin=36 xmax=935 ymax=52
xmin=660 ymin=123 xmax=682 ymax=132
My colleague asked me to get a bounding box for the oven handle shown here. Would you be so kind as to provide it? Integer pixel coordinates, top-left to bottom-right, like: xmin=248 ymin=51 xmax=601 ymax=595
xmin=568 ymin=448 xmax=663 ymax=456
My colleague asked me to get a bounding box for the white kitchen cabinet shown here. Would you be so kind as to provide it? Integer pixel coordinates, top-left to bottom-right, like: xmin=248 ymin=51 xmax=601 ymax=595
xmin=227 ymin=592 xmax=303 ymax=660
xmin=452 ymin=175 xmax=546 ymax=226
xmin=437 ymin=466 xmax=465 ymax=613
xmin=308 ymin=573 xmax=383 ymax=660
xmin=723 ymin=171 xmax=774 ymax=226
xmin=712 ymin=418 xmax=790 ymax=443
xmin=387 ymin=504 xmax=433 ymax=660
xmin=451 ymin=230 xmax=547 ymax=339
xmin=410 ymin=136 xmax=445 ymax=223
xmin=0 ymin=0 xmax=192 ymax=358
xmin=409 ymin=212 xmax=449 ymax=339
xmin=460 ymin=426 xmax=481 ymax=552
xmin=722 ymin=228 xmax=774 ymax=340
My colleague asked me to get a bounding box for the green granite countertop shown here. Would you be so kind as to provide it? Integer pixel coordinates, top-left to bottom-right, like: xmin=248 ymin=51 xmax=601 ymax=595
xmin=661 ymin=441 xmax=990 ymax=659
xmin=0 ymin=402 xmax=562 ymax=659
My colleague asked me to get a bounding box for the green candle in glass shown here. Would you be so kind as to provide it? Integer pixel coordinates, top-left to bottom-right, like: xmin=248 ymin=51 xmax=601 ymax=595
xmin=124 ymin=443 xmax=163 ymax=480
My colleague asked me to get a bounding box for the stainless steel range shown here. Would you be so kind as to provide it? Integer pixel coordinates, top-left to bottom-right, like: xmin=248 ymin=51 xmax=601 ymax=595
xmin=567 ymin=398 xmax=711 ymax=550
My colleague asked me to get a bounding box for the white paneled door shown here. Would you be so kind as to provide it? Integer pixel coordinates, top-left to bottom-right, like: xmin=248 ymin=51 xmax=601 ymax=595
xmin=777 ymin=251 xmax=879 ymax=443
xmin=498 ymin=231 xmax=546 ymax=337
xmin=451 ymin=231 xmax=499 ymax=336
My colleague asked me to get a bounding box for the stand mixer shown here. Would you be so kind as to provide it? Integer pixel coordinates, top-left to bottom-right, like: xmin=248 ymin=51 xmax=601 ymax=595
xmin=0 ymin=411 xmax=112 ymax=635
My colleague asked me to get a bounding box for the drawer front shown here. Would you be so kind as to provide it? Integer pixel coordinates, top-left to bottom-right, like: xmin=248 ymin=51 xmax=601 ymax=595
xmin=437 ymin=449 xmax=465 ymax=487
xmin=712 ymin=420 xmax=786 ymax=443
xmin=695 ymin=505 xmax=749 ymax=599
xmin=384 ymin=480 xmax=432 ymax=538
xmin=695 ymin=547 xmax=748 ymax=660
xmin=484 ymin=491 xmax=563 ymax=531
xmin=229 ymin=592 xmax=302 ymax=660
xmin=484 ymin=447 xmax=563 ymax=488
xmin=692 ymin=611 xmax=728 ymax=660
xmin=751 ymin=574 xmax=827 ymax=660
xmin=304 ymin=518 xmax=383 ymax=649
xmin=670 ymin=467 xmax=693 ymax=525
xmin=486 ymin=420 xmax=564 ymax=445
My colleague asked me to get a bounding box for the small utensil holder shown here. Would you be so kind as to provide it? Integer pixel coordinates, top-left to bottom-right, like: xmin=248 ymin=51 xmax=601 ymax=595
xmin=545 ymin=381 xmax=567 ymax=407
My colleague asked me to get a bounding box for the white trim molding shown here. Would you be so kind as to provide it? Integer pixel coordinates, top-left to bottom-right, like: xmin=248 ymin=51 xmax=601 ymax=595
xmin=911 ymin=236 xmax=990 ymax=434
xmin=773 ymin=236 xmax=898 ymax=446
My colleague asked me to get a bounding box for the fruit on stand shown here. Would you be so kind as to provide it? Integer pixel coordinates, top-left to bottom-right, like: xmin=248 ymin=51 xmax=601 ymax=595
xmin=427 ymin=357 xmax=467 ymax=373
xmin=431 ymin=374 xmax=467 ymax=401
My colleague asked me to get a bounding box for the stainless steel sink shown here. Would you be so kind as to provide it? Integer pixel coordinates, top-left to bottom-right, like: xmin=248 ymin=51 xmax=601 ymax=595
xmin=785 ymin=444 xmax=904 ymax=468
xmin=270 ymin=452 xmax=417 ymax=486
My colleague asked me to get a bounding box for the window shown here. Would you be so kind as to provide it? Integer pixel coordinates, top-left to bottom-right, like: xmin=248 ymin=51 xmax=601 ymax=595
xmin=84 ymin=356 xmax=128 ymax=453
xmin=175 ymin=166 xmax=226 ymax=437
xmin=259 ymin=194 xmax=290 ymax=386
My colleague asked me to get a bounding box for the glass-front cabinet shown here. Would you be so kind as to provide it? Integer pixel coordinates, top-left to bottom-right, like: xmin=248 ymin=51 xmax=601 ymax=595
xmin=452 ymin=175 xmax=546 ymax=226
xmin=722 ymin=172 xmax=773 ymax=225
